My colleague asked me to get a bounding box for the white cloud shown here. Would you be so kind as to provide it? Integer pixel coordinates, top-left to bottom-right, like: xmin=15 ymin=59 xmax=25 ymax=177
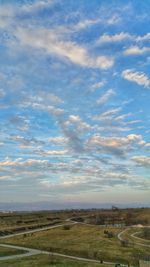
xmin=45 ymin=150 xmax=68 ymax=155
xmin=132 ymin=156 xmax=150 ymax=168
xmin=15 ymin=28 xmax=114 ymax=70
xmin=0 ymin=175 xmax=12 ymax=180
xmin=122 ymin=69 xmax=150 ymax=88
xmin=97 ymin=32 xmax=132 ymax=44
xmin=90 ymin=80 xmax=106 ymax=92
xmin=93 ymin=107 xmax=121 ymax=120
xmin=137 ymin=32 xmax=150 ymax=42
xmin=88 ymin=134 xmax=145 ymax=157
xmin=107 ymin=14 xmax=121 ymax=25
xmin=74 ymin=19 xmax=100 ymax=31
xmin=48 ymin=136 xmax=67 ymax=143
xmin=32 ymin=92 xmax=63 ymax=104
xmin=21 ymin=0 xmax=55 ymax=13
xmin=124 ymin=46 xmax=150 ymax=55
xmin=0 ymin=158 xmax=49 ymax=167
xmin=96 ymin=126 xmax=130 ymax=132
xmin=69 ymin=115 xmax=81 ymax=123
xmin=66 ymin=115 xmax=91 ymax=132
xmin=127 ymin=134 xmax=145 ymax=145
xmin=32 ymin=103 xmax=64 ymax=116
xmin=97 ymin=89 xmax=115 ymax=105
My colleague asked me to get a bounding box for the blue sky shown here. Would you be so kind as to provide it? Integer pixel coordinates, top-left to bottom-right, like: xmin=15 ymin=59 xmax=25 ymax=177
xmin=0 ymin=0 xmax=150 ymax=207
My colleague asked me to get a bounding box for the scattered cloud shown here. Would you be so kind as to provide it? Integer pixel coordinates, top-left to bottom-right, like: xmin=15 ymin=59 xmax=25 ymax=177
xmin=124 ymin=46 xmax=150 ymax=55
xmin=90 ymin=80 xmax=106 ymax=92
xmin=87 ymin=134 xmax=145 ymax=157
xmin=32 ymin=103 xmax=64 ymax=116
xmin=15 ymin=28 xmax=114 ymax=70
xmin=132 ymin=156 xmax=150 ymax=168
xmin=97 ymin=32 xmax=132 ymax=44
xmin=137 ymin=32 xmax=150 ymax=42
xmin=122 ymin=69 xmax=150 ymax=88
xmin=21 ymin=0 xmax=55 ymax=13
xmin=44 ymin=150 xmax=68 ymax=156
xmin=74 ymin=19 xmax=100 ymax=31
xmin=0 ymin=158 xmax=49 ymax=168
xmin=97 ymin=89 xmax=115 ymax=105
xmin=93 ymin=107 xmax=121 ymax=120
xmin=48 ymin=136 xmax=67 ymax=143
xmin=0 ymin=1 xmax=149 ymax=204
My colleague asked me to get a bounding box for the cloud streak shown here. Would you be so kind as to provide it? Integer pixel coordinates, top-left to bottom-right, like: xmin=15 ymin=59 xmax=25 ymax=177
xmin=122 ymin=70 xmax=150 ymax=88
xmin=15 ymin=28 xmax=114 ymax=70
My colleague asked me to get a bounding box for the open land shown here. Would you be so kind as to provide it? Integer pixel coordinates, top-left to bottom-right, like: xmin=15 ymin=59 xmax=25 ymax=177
xmin=0 ymin=208 xmax=149 ymax=266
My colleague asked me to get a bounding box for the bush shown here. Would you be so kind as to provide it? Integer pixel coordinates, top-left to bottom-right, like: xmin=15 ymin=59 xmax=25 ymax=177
xmin=63 ymin=225 xmax=71 ymax=230
xmin=104 ymin=230 xmax=114 ymax=238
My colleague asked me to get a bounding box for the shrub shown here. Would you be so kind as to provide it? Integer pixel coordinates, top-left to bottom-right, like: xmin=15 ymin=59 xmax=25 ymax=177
xmin=63 ymin=225 xmax=71 ymax=230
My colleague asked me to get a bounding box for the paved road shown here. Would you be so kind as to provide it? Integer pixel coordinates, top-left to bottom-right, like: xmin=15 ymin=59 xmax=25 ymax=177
xmin=131 ymin=231 xmax=150 ymax=243
xmin=0 ymin=243 xmax=128 ymax=266
xmin=0 ymin=243 xmax=40 ymax=261
xmin=117 ymin=228 xmax=129 ymax=241
xmin=117 ymin=227 xmax=150 ymax=248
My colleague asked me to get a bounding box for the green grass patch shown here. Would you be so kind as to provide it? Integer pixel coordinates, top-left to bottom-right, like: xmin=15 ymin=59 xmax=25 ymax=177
xmin=0 ymin=254 xmax=109 ymax=267
xmin=0 ymin=246 xmax=25 ymax=257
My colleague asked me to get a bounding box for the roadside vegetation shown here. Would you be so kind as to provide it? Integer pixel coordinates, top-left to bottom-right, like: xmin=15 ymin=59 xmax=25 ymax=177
xmin=0 ymin=246 xmax=25 ymax=257
xmin=0 ymin=254 xmax=109 ymax=267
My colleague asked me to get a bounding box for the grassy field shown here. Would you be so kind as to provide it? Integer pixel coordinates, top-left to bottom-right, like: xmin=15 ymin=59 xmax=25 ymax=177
xmin=1 ymin=208 xmax=149 ymax=266
xmin=0 ymin=210 xmax=93 ymax=232
xmin=0 ymin=246 xmax=25 ymax=257
xmin=0 ymin=208 xmax=149 ymax=232
xmin=2 ymin=223 xmax=149 ymax=265
xmin=0 ymin=254 xmax=109 ymax=267
xmin=121 ymin=227 xmax=150 ymax=244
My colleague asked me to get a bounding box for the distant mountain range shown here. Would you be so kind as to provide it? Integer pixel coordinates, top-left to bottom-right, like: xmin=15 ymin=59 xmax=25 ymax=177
xmin=0 ymin=201 xmax=149 ymax=211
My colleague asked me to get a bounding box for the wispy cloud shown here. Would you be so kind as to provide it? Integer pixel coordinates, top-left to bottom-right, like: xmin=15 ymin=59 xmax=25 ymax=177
xmin=74 ymin=19 xmax=100 ymax=31
xmin=0 ymin=0 xmax=149 ymax=205
xmin=90 ymin=80 xmax=106 ymax=92
xmin=21 ymin=0 xmax=56 ymax=13
xmin=124 ymin=46 xmax=150 ymax=55
xmin=88 ymin=134 xmax=145 ymax=157
xmin=97 ymin=32 xmax=132 ymax=44
xmin=97 ymin=89 xmax=115 ymax=105
xmin=122 ymin=69 xmax=150 ymax=88
xmin=93 ymin=107 xmax=121 ymax=120
xmin=15 ymin=28 xmax=114 ymax=70
xmin=132 ymin=156 xmax=150 ymax=168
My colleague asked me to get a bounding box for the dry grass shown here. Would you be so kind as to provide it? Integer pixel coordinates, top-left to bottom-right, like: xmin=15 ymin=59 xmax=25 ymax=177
xmin=3 ymin=223 xmax=149 ymax=265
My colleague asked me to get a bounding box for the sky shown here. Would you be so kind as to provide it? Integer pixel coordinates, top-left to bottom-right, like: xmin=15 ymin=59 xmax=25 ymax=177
xmin=0 ymin=0 xmax=150 ymax=209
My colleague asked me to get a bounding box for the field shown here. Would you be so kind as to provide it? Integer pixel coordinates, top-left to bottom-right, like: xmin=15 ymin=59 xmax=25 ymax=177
xmin=0 ymin=246 xmax=25 ymax=257
xmin=0 ymin=208 xmax=150 ymax=266
xmin=0 ymin=254 xmax=110 ymax=267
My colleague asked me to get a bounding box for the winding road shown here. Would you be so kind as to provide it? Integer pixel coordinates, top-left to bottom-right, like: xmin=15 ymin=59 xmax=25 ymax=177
xmin=0 ymin=219 xmax=149 ymax=265
xmin=117 ymin=227 xmax=150 ymax=248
